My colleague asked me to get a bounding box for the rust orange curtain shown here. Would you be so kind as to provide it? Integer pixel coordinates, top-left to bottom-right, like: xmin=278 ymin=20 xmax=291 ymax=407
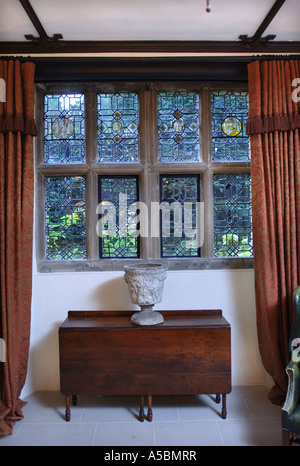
xmin=0 ymin=58 xmax=37 ymax=438
xmin=247 ymin=58 xmax=300 ymax=405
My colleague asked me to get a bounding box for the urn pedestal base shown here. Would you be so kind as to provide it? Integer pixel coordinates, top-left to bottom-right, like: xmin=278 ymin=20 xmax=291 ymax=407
xmin=131 ymin=306 xmax=164 ymax=326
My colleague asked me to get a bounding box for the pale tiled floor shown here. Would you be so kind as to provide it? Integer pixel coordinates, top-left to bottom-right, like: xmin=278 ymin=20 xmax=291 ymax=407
xmin=0 ymin=385 xmax=285 ymax=446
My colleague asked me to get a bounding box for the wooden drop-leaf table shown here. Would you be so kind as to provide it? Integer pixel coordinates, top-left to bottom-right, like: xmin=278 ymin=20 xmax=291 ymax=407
xmin=59 ymin=310 xmax=231 ymax=421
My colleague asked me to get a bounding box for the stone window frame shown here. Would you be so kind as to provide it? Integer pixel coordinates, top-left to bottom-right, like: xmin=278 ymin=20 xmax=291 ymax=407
xmin=35 ymin=81 xmax=253 ymax=272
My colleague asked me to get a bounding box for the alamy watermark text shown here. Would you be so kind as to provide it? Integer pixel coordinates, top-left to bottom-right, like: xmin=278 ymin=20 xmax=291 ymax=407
xmin=0 ymin=78 xmax=5 ymax=102
xmin=291 ymin=78 xmax=300 ymax=103
xmin=96 ymin=194 xmax=204 ymax=248
xmin=0 ymin=338 xmax=6 ymax=362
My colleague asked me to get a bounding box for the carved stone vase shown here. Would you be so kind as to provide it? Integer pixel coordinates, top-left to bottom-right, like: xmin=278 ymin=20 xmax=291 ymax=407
xmin=124 ymin=263 xmax=168 ymax=325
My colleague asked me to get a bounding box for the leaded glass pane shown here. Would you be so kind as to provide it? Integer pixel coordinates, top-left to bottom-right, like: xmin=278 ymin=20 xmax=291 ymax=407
xmin=98 ymin=176 xmax=139 ymax=258
xmin=211 ymin=91 xmax=249 ymax=162
xmin=158 ymin=92 xmax=200 ymax=163
xmin=160 ymin=175 xmax=200 ymax=257
xmin=213 ymin=174 xmax=252 ymax=257
xmin=44 ymin=94 xmax=85 ymax=163
xmin=97 ymin=93 xmax=139 ymax=163
xmin=45 ymin=176 xmax=86 ymax=260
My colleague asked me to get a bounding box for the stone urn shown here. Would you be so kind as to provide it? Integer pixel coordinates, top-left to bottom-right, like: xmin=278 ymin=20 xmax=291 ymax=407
xmin=124 ymin=263 xmax=168 ymax=325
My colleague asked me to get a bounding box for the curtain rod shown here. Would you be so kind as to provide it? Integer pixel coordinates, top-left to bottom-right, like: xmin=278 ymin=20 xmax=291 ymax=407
xmin=0 ymin=55 xmax=33 ymax=62
xmin=252 ymin=54 xmax=300 ymax=61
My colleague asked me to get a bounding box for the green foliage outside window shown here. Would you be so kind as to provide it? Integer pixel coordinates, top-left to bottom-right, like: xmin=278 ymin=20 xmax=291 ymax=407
xmin=45 ymin=176 xmax=86 ymax=260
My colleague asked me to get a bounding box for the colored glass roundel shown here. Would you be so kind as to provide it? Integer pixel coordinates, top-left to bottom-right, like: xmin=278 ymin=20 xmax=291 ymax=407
xmin=158 ymin=92 xmax=200 ymax=163
xmin=211 ymin=91 xmax=249 ymax=162
xmin=44 ymin=94 xmax=85 ymax=164
xmin=52 ymin=117 xmax=75 ymax=139
xmin=97 ymin=93 xmax=139 ymax=163
xmin=221 ymin=117 xmax=242 ymax=137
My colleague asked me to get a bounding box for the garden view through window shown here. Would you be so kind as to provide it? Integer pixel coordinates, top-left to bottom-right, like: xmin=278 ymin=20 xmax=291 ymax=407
xmin=39 ymin=85 xmax=253 ymax=266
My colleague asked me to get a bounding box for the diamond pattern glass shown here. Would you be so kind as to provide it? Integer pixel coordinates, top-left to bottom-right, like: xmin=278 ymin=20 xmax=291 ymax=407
xmin=45 ymin=176 xmax=86 ymax=260
xmin=160 ymin=175 xmax=200 ymax=257
xmin=213 ymin=173 xmax=252 ymax=257
xmin=98 ymin=176 xmax=139 ymax=258
xmin=211 ymin=91 xmax=249 ymax=162
xmin=158 ymin=92 xmax=200 ymax=163
xmin=97 ymin=93 xmax=139 ymax=163
xmin=44 ymin=94 xmax=85 ymax=163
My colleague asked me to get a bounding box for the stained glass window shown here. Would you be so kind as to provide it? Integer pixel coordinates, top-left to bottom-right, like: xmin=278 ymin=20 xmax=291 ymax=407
xmin=98 ymin=176 xmax=139 ymax=258
xmin=211 ymin=91 xmax=249 ymax=162
xmin=213 ymin=174 xmax=252 ymax=257
xmin=160 ymin=175 xmax=200 ymax=257
xmin=45 ymin=176 xmax=86 ymax=260
xmin=39 ymin=84 xmax=252 ymax=267
xmin=158 ymin=92 xmax=200 ymax=163
xmin=44 ymin=94 xmax=85 ymax=163
xmin=97 ymin=93 xmax=139 ymax=163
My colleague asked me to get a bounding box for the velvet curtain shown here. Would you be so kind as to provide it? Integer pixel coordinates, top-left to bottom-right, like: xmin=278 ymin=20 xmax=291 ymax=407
xmin=247 ymin=58 xmax=300 ymax=405
xmin=0 ymin=58 xmax=37 ymax=438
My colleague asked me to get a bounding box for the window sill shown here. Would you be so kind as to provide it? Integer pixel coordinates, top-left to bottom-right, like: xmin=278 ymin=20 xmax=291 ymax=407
xmin=37 ymin=257 xmax=254 ymax=273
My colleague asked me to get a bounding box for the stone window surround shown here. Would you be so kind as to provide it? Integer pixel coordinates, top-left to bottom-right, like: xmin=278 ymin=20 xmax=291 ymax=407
xmin=35 ymin=81 xmax=253 ymax=273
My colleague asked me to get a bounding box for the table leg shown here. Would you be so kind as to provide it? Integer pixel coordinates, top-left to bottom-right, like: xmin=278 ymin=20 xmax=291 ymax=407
xmin=65 ymin=395 xmax=71 ymax=422
xmin=221 ymin=394 xmax=227 ymax=419
xmin=147 ymin=395 xmax=153 ymax=422
xmin=72 ymin=395 xmax=77 ymax=406
xmin=139 ymin=395 xmax=145 ymax=422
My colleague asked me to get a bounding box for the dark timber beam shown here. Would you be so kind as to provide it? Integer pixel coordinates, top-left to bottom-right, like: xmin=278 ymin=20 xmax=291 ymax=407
xmin=32 ymin=56 xmax=250 ymax=82
xmin=239 ymin=0 xmax=286 ymax=47
xmin=19 ymin=0 xmax=63 ymax=47
xmin=0 ymin=39 xmax=299 ymax=55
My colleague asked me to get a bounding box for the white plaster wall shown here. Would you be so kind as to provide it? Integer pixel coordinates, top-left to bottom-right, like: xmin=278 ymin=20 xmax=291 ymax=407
xmin=22 ymin=267 xmax=270 ymax=398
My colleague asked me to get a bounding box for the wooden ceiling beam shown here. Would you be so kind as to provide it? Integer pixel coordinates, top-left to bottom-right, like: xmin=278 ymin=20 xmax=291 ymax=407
xmin=19 ymin=0 xmax=63 ymax=47
xmin=239 ymin=0 xmax=286 ymax=47
xmin=32 ymin=56 xmax=250 ymax=82
xmin=0 ymin=39 xmax=299 ymax=55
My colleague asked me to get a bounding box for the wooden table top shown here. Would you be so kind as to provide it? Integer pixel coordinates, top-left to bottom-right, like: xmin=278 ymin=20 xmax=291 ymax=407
xmin=59 ymin=310 xmax=231 ymax=331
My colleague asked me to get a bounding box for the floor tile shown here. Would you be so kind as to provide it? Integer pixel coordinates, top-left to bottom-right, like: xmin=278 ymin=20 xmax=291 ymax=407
xmin=81 ymin=395 xmax=141 ymax=422
xmin=217 ymin=417 xmax=282 ymax=446
xmin=175 ymin=387 xmax=251 ymax=421
xmin=148 ymin=395 xmax=179 ymax=422
xmin=10 ymin=422 xmax=97 ymax=446
xmin=237 ymin=385 xmax=281 ymax=419
xmin=94 ymin=421 xmax=154 ymax=446
xmin=21 ymin=391 xmax=84 ymax=423
xmin=176 ymin=394 xmax=221 ymax=420
xmin=153 ymin=420 xmax=224 ymax=446
xmin=0 ymin=422 xmax=23 ymax=446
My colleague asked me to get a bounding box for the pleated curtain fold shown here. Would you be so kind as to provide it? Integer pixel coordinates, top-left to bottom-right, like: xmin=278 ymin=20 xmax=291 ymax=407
xmin=0 ymin=58 xmax=37 ymax=438
xmin=247 ymin=58 xmax=300 ymax=404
